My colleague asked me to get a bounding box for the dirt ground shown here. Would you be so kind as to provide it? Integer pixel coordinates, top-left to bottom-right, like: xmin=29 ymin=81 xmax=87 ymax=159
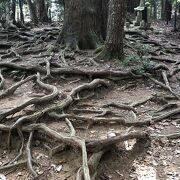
xmin=0 ymin=21 xmax=179 ymax=180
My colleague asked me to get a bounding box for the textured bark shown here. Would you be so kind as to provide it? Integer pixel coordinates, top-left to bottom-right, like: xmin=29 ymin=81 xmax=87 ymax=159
xmin=27 ymin=0 xmax=38 ymax=24
xmin=126 ymin=0 xmax=139 ymax=13
xmin=93 ymin=0 xmax=109 ymax=40
xmin=36 ymin=0 xmax=49 ymax=22
xmin=19 ymin=0 xmax=24 ymax=23
xmin=96 ymin=0 xmax=125 ymax=60
xmin=11 ymin=0 xmax=16 ymax=22
xmin=59 ymin=0 xmax=101 ymax=50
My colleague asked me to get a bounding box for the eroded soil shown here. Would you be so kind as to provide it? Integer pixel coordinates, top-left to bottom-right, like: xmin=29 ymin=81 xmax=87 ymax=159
xmin=0 ymin=22 xmax=179 ymax=180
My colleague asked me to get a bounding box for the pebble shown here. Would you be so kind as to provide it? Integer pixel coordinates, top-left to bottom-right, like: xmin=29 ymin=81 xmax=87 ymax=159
xmin=0 ymin=174 xmax=6 ymax=180
xmin=107 ymin=132 xmax=116 ymax=138
xmin=56 ymin=165 xmax=63 ymax=172
xmin=175 ymin=150 xmax=180 ymax=154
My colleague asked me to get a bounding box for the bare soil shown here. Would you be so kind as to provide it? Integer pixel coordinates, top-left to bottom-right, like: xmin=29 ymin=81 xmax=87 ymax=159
xmin=0 ymin=21 xmax=179 ymax=180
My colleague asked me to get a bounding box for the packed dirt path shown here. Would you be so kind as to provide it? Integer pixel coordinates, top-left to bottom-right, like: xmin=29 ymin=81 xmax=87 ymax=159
xmin=0 ymin=22 xmax=179 ymax=180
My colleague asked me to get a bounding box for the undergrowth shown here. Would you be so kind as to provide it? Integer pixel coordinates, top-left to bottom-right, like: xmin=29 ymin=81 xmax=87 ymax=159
xmin=122 ymin=43 xmax=156 ymax=75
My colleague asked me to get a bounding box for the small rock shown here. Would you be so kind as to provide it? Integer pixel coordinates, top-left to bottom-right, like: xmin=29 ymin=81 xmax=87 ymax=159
xmin=90 ymin=131 xmax=96 ymax=134
xmin=56 ymin=165 xmax=63 ymax=172
xmin=0 ymin=174 xmax=6 ymax=180
xmin=17 ymin=172 xmax=23 ymax=176
xmin=37 ymin=171 xmax=44 ymax=175
xmin=35 ymin=140 xmax=40 ymax=146
xmin=107 ymin=132 xmax=116 ymax=138
xmin=175 ymin=150 xmax=180 ymax=154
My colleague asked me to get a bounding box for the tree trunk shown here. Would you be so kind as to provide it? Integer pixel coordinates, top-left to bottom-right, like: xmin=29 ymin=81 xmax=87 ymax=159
xmin=36 ymin=0 xmax=49 ymax=22
xmin=126 ymin=0 xmax=139 ymax=13
xmin=96 ymin=0 xmax=125 ymax=60
xmin=58 ymin=0 xmax=101 ymax=50
xmin=152 ymin=0 xmax=157 ymax=19
xmin=11 ymin=0 xmax=16 ymax=23
xmin=161 ymin=0 xmax=166 ymax=19
xmin=27 ymin=0 xmax=38 ymax=25
xmin=19 ymin=0 xmax=24 ymax=23
xmin=93 ymin=0 xmax=109 ymax=41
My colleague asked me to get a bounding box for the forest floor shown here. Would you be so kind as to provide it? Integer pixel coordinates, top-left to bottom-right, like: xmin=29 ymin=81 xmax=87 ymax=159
xmin=0 ymin=21 xmax=179 ymax=180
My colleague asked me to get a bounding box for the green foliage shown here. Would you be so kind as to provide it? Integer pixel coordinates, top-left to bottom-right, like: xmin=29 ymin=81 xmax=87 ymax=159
xmin=122 ymin=55 xmax=156 ymax=75
xmin=122 ymin=54 xmax=141 ymax=66
xmin=133 ymin=43 xmax=150 ymax=56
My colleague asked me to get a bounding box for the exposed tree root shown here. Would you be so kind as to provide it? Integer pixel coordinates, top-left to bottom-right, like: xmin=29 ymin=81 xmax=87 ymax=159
xmin=8 ymin=128 xmax=24 ymax=165
xmin=0 ymin=70 xmax=5 ymax=89
xmin=150 ymin=56 xmax=177 ymax=63
xmin=59 ymin=50 xmax=69 ymax=66
xmin=155 ymin=103 xmax=178 ymax=113
xmin=152 ymin=107 xmax=180 ymax=122
xmin=156 ymin=132 xmax=180 ymax=139
xmin=26 ymin=123 xmax=90 ymax=180
xmin=144 ymin=73 xmax=180 ymax=100
xmin=48 ymin=112 xmax=150 ymax=127
xmin=11 ymin=79 xmax=109 ymax=128
xmin=86 ymin=131 xmax=148 ymax=152
xmin=0 ymin=62 xmax=133 ymax=78
xmin=103 ymin=102 xmax=136 ymax=112
xmin=0 ymin=75 xmax=36 ymax=99
xmin=26 ymin=131 xmax=38 ymax=178
xmin=0 ymin=160 xmax=27 ymax=172
xmin=0 ymin=73 xmax=58 ymax=121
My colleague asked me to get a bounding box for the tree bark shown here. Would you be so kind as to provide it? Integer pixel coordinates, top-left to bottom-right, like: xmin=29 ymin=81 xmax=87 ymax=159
xmin=36 ymin=0 xmax=49 ymax=22
xmin=57 ymin=0 xmax=101 ymax=50
xmin=11 ymin=0 xmax=16 ymax=23
xmin=27 ymin=0 xmax=38 ymax=25
xmin=19 ymin=0 xmax=24 ymax=23
xmin=96 ymin=0 xmax=125 ymax=60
